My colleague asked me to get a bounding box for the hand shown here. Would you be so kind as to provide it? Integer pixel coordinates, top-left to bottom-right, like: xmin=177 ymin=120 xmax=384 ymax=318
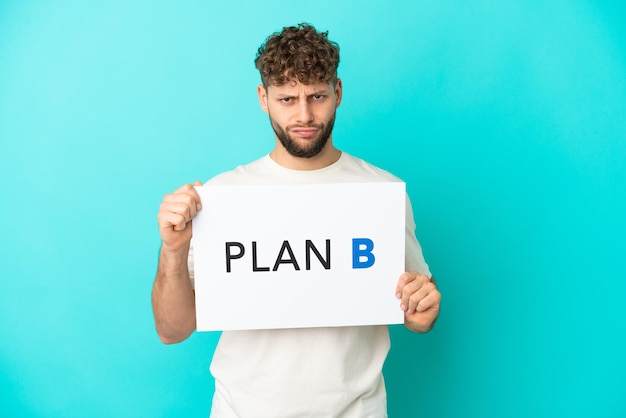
xmin=396 ymin=272 xmax=441 ymax=333
xmin=157 ymin=181 xmax=203 ymax=252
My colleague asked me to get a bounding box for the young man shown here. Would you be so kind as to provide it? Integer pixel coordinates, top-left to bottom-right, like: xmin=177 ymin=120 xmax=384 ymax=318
xmin=152 ymin=23 xmax=440 ymax=417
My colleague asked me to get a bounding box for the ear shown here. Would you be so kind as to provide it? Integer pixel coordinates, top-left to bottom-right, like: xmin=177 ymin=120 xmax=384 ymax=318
xmin=257 ymin=84 xmax=269 ymax=113
xmin=334 ymin=78 xmax=343 ymax=109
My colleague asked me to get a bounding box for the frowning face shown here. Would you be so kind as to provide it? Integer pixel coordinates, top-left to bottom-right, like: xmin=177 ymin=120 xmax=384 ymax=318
xmin=258 ymin=79 xmax=342 ymax=158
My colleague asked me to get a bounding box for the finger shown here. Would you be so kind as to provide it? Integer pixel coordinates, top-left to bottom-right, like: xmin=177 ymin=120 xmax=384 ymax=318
xmin=395 ymin=271 xmax=417 ymax=299
xmin=174 ymin=180 xmax=202 ymax=211
xmin=157 ymin=210 xmax=188 ymax=232
xmin=415 ymin=289 xmax=441 ymax=313
xmin=173 ymin=218 xmax=190 ymax=232
xmin=163 ymin=201 xmax=191 ymax=222
xmin=399 ymin=273 xmax=430 ymax=312
xmin=164 ymin=186 xmax=202 ymax=216
xmin=169 ymin=183 xmax=202 ymax=210
xmin=190 ymin=181 xmax=204 ymax=210
xmin=408 ymin=282 xmax=438 ymax=313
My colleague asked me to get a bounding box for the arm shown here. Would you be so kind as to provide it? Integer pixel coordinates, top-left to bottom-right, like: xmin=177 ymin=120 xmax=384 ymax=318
xmin=396 ymin=272 xmax=441 ymax=333
xmin=398 ymin=196 xmax=441 ymax=332
xmin=151 ymin=182 xmax=202 ymax=344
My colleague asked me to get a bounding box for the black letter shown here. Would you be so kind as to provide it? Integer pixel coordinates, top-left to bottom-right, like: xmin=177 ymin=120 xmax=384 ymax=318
xmin=272 ymin=240 xmax=301 ymax=271
xmin=225 ymin=242 xmax=244 ymax=273
xmin=306 ymin=239 xmax=331 ymax=270
xmin=252 ymin=241 xmax=270 ymax=272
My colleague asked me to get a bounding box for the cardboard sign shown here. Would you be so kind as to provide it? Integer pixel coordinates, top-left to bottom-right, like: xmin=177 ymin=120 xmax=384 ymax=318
xmin=192 ymin=182 xmax=405 ymax=331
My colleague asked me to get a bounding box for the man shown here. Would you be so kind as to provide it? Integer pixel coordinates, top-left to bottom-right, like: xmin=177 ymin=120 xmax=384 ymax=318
xmin=152 ymin=23 xmax=440 ymax=417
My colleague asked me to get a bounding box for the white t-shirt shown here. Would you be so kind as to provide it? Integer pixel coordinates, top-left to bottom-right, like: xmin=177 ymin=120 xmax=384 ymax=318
xmin=190 ymin=152 xmax=430 ymax=417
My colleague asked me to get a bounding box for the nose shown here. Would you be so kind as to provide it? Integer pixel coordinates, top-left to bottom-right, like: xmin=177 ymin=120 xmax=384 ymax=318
xmin=296 ymin=101 xmax=313 ymax=124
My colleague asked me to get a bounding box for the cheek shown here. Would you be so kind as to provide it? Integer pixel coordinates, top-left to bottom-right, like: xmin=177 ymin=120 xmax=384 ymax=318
xmin=320 ymin=106 xmax=336 ymax=121
xmin=269 ymin=108 xmax=290 ymax=124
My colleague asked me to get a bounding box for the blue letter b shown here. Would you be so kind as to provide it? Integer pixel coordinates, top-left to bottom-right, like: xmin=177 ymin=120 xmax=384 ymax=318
xmin=352 ymin=238 xmax=375 ymax=269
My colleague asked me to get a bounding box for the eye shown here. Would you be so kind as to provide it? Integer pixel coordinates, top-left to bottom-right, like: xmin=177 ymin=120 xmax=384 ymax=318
xmin=310 ymin=94 xmax=325 ymax=102
xmin=280 ymin=97 xmax=292 ymax=103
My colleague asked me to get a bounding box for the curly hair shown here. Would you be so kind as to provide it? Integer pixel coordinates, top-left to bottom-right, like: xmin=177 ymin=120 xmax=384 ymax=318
xmin=254 ymin=23 xmax=340 ymax=87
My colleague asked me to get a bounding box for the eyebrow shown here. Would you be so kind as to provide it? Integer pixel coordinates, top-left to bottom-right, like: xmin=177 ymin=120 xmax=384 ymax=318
xmin=275 ymin=90 xmax=330 ymax=98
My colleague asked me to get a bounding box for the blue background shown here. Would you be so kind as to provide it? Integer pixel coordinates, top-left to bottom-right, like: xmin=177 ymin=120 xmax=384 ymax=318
xmin=1 ymin=1 xmax=625 ymax=417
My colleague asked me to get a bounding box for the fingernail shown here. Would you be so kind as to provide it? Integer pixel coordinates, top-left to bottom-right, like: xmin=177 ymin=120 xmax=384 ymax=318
xmin=400 ymin=304 xmax=407 ymax=312
xmin=395 ymin=293 xmax=401 ymax=299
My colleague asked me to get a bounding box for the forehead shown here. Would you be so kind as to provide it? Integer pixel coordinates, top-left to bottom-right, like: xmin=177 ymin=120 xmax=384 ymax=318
xmin=267 ymin=80 xmax=333 ymax=95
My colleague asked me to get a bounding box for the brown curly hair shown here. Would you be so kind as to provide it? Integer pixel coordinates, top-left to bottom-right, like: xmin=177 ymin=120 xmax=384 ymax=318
xmin=254 ymin=23 xmax=340 ymax=87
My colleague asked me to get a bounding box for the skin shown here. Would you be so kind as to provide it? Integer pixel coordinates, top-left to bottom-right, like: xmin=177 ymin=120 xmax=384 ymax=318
xmin=152 ymin=78 xmax=440 ymax=343
xmin=152 ymin=182 xmax=202 ymax=344
xmin=258 ymin=79 xmax=343 ymax=170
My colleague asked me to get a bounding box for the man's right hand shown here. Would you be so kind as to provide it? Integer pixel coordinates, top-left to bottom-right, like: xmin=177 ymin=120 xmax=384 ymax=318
xmin=157 ymin=181 xmax=203 ymax=252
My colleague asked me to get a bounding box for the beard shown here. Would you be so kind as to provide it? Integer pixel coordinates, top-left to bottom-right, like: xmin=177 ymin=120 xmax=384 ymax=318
xmin=269 ymin=112 xmax=336 ymax=158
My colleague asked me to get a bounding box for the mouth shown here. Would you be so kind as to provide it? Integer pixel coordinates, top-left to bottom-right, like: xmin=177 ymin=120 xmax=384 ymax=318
xmin=289 ymin=128 xmax=319 ymax=138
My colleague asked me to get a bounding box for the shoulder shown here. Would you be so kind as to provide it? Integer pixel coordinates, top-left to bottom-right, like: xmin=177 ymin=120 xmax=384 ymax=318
xmin=339 ymin=153 xmax=403 ymax=183
xmin=205 ymin=155 xmax=271 ymax=185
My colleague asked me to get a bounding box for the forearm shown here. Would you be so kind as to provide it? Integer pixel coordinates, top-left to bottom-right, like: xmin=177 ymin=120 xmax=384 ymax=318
xmin=152 ymin=244 xmax=197 ymax=344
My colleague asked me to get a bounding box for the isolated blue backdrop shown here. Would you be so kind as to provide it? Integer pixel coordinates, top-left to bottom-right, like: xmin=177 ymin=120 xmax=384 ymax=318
xmin=1 ymin=1 xmax=625 ymax=417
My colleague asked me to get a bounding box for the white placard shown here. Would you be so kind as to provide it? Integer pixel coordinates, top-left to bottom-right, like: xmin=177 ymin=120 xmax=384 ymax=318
xmin=192 ymin=182 xmax=405 ymax=331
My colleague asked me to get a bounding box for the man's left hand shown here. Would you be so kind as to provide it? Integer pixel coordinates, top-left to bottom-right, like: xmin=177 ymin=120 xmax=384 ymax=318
xmin=396 ymin=272 xmax=441 ymax=333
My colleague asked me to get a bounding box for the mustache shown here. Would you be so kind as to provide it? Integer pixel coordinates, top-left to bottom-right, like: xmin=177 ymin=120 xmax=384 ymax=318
xmin=287 ymin=123 xmax=324 ymax=130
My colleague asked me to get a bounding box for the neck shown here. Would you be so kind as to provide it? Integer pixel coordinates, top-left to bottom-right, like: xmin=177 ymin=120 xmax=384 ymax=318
xmin=270 ymin=139 xmax=341 ymax=170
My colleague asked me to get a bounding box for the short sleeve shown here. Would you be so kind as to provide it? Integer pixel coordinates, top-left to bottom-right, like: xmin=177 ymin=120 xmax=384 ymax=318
xmin=188 ymin=243 xmax=195 ymax=290
xmin=405 ymin=194 xmax=431 ymax=277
